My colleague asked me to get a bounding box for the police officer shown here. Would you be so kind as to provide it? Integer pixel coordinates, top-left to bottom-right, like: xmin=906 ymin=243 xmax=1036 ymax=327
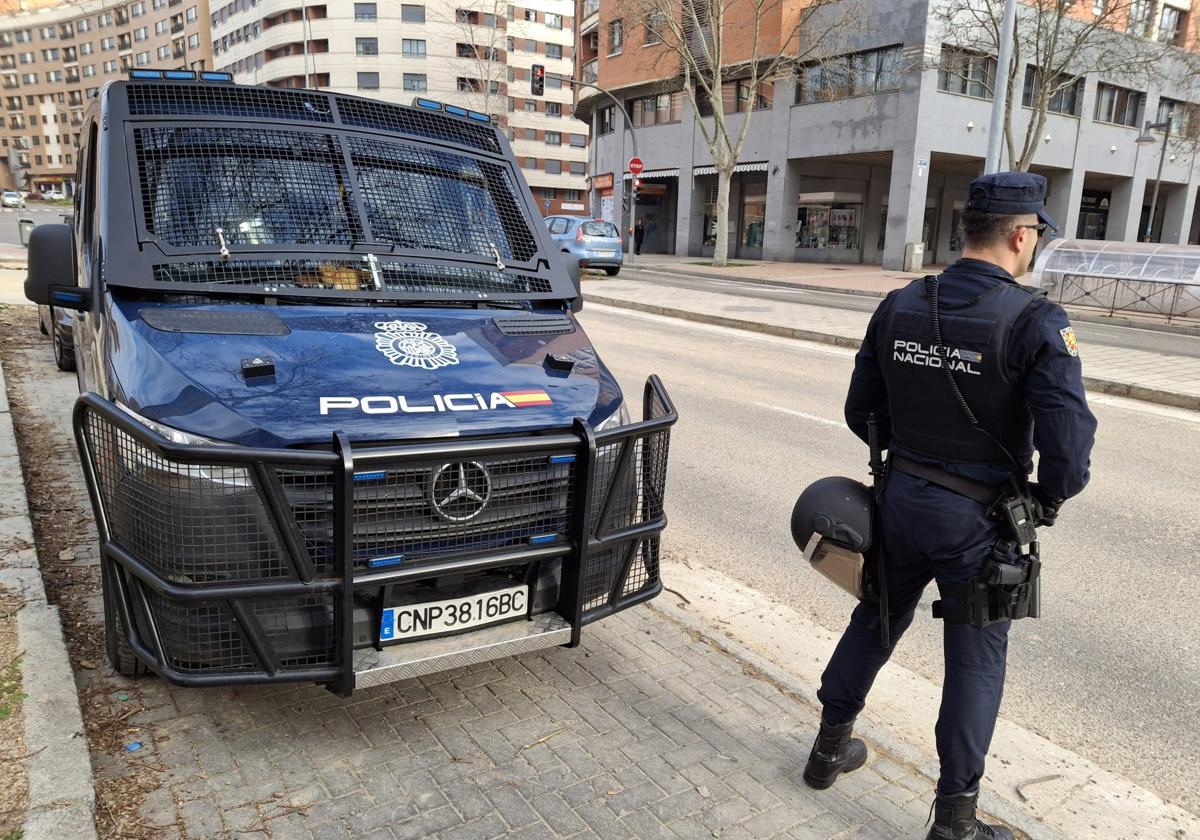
xmin=803 ymin=172 xmax=1097 ymax=840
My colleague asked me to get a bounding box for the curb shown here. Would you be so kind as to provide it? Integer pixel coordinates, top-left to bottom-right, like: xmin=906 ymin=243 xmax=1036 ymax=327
xmin=647 ymin=597 xmax=1066 ymax=840
xmin=586 ymin=294 xmax=1200 ymax=412
xmin=626 ymin=265 xmax=1200 ymax=338
xmin=0 ymin=360 xmax=98 ymax=840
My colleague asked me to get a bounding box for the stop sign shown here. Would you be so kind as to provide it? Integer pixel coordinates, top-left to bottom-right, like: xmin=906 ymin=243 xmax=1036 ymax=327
xmin=629 ymin=157 xmax=644 ymax=175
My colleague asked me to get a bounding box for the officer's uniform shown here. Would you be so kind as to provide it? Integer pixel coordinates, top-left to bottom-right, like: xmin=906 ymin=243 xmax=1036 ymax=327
xmin=816 ymin=173 xmax=1098 ymax=801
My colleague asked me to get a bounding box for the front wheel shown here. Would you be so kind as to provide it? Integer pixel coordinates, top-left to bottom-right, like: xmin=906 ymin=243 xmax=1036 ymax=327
xmin=52 ymin=316 xmax=75 ymax=372
xmin=103 ymin=564 xmax=148 ymax=677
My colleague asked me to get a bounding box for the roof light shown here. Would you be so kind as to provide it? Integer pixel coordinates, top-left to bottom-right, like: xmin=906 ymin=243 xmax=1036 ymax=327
xmin=199 ymin=71 xmax=233 ymax=82
xmin=413 ymin=98 xmax=442 ymax=110
xmin=444 ymin=104 xmax=468 ymax=117
xmin=163 ymin=70 xmax=196 ymax=80
xmin=129 ymin=69 xmax=164 ymax=80
xmin=466 ymin=110 xmax=491 ymax=123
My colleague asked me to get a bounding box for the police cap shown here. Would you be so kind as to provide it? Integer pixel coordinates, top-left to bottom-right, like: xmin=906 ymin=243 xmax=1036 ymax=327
xmin=966 ymin=171 xmax=1058 ymax=232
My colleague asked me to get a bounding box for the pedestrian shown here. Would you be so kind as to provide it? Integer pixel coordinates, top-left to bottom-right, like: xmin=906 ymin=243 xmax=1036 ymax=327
xmin=803 ymin=172 xmax=1097 ymax=840
xmin=634 ymin=219 xmax=645 ymax=256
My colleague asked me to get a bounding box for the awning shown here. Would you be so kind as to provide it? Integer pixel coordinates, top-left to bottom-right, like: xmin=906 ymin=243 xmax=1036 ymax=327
xmin=622 ymin=168 xmax=679 ymax=180
xmin=692 ymin=161 xmax=769 ymax=176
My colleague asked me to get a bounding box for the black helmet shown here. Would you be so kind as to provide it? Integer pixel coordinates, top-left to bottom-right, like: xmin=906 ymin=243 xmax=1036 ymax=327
xmin=791 ymin=476 xmax=877 ymax=601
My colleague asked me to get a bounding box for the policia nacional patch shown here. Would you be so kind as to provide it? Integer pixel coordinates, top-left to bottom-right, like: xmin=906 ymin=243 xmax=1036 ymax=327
xmin=1059 ymin=326 xmax=1079 ymax=357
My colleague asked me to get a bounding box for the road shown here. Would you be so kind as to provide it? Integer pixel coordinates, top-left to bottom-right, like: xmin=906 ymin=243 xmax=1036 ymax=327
xmin=625 ymin=266 xmax=1200 ymax=359
xmin=578 ymin=302 xmax=1200 ymax=816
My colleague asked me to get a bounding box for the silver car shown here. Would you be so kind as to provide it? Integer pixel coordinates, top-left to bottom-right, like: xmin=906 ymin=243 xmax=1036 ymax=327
xmin=544 ymin=216 xmax=624 ymax=276
xmin=1 ymin=190 xmax=24 ymax=208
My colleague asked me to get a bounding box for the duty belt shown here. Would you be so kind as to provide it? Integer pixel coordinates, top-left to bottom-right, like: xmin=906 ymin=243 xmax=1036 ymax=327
xmin=890 ymin=455 xmax=1004 ymax=506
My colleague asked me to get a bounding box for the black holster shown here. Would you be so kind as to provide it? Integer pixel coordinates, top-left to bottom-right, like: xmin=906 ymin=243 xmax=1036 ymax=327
xmin=932 ymin=551 xmax=1041 ymax=628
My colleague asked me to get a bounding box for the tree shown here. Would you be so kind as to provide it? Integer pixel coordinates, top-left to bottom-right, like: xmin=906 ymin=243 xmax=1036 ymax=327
xmin=438 ymin=1 xmax=509 ymax=122
xmin=628 ymin=0 xmax=861 ymax=266
xmin=933 ymin=0 xmax=1169 ymax=172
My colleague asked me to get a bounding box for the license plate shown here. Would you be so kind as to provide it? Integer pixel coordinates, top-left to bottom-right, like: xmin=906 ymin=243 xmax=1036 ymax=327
xmin=379 ymin=584 xmax=528 ymax=642
xmin=593 ymin=249 xmax=615 ymax=257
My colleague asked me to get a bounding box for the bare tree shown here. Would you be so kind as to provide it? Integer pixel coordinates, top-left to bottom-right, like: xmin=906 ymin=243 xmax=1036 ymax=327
xmin=628 ymin=0 xmax=861 ymax=266
xmin=437 ymin=1 xmax=510 ymax=122
xmin=933 ymin=0 xmax=1169 ymax=171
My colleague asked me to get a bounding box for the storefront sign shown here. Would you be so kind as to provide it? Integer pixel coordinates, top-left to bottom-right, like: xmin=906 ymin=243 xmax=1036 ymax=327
xmin=1080 ymin=190 xmax=1111 ymax=211
xmin=830 ymin=208 xmax=857 ymax=227
xmin=593 ymin=173 xmax=614 ymax=190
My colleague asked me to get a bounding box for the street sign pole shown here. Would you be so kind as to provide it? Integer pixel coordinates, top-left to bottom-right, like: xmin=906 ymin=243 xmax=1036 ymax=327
xmin=628 ymin=157 xmax=644 ymax=264
xmin=984 ymin=0 xmax=1018 ymax=174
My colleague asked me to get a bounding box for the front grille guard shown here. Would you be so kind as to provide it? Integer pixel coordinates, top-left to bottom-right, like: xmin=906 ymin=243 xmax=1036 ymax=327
xmin=72 ymin=376 xmax=676 ymax=695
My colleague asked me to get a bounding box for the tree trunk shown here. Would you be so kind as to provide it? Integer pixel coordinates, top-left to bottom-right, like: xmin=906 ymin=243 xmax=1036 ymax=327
xmin=713 ymin=166 xmax=733 ymax=267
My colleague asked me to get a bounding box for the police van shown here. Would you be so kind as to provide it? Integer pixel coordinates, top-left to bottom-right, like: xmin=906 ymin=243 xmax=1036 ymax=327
xmin=24 ymin=71 xmax=676 ymax=696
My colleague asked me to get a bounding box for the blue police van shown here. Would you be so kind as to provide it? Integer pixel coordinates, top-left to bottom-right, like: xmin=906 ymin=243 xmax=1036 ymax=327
xmin=24 ymin=71 xmax=676 ymax=696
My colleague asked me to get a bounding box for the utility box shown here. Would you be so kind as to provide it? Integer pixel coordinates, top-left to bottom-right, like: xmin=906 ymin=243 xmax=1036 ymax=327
xmin=903 ymin=241 xmax=924 ymax=272
xmin=18 ymin=217 xmax=35 ymax=246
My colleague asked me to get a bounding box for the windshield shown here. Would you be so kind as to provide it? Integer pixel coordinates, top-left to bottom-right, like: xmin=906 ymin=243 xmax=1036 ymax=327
xmin=581 ymin=221 xmax=619 ymax=238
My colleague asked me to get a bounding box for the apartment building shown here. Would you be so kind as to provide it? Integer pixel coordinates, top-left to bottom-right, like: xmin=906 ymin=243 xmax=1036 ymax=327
xmin=576 ymin=0 xmax=1200 ymax=267
xmin=0 ymin=0 xmax=213 ymax=194
xmin=210 ymin=0 xmax=587 ymax=215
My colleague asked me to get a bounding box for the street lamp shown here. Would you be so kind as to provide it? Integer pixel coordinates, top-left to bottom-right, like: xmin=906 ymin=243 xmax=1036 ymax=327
xmin=1136 ymin=118 xmax=1172 ymax=243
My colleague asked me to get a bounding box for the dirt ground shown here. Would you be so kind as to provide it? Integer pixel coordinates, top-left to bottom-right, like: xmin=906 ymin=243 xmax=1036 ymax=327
xmin=0 ymin=304 xmax=162 ymax=840
xmin=0 ymin=584 xmax=29 ymax=840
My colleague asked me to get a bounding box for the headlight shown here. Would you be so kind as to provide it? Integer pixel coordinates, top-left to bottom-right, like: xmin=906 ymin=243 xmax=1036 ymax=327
xmin=595 ymin=400 xmax=631 ymax=432
xmin=115 ymin=403 xmax=251 ymax=488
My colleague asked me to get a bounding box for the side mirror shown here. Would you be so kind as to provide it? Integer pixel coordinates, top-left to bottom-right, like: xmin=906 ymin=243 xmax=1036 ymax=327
xmin=24 ymin=224 xmax=86 ymax=309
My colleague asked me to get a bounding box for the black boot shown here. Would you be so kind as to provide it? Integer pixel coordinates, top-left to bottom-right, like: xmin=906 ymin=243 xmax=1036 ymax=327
xmin=802 ymin=717 xmax=868 ymax=789
xmin=925 ymin=788 xmax=1014 ymax=840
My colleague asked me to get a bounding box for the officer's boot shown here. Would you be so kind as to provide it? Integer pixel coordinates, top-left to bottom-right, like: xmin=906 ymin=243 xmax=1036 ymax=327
xmin=802 ymin=717 xmax=868 ymax=790
xmin=925 ymin=788 xmax=1014 ymax=840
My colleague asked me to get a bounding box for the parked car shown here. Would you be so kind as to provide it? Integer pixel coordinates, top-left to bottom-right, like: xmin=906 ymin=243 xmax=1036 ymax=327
xmin=24 ymin=72 xmax=678 ymax=696
xmin=36 ymin=303 xmax=75 ymax=371
xmin=1 ymin=190 xmax=24 ymax=209
xmin=42 ymin=188 xmax=65 ymax=200
xmin=544 ymin=215 xmax=624 ymax=276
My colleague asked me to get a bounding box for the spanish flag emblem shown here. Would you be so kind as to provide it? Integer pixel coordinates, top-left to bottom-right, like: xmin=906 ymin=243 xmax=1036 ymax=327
xmin=501 ymin=389 xmax=553 ymax=407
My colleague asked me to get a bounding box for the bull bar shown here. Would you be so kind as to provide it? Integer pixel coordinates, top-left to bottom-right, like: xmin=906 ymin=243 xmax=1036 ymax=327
xmin=73 ymin=376 xmax=676 ymax=695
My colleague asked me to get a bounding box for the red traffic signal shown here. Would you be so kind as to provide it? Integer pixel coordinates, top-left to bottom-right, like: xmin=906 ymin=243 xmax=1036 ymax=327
xmin=634 ymin=177 xmax=643 ymax=190
xmin=531 ymin=64 xmax=545 ymax=96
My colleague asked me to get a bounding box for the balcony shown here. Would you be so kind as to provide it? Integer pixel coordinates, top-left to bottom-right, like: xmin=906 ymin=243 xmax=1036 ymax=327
xmin=2 ymin=82 xmax=18 ymax=90
xmin=0 ymin=60 xmax=14 ymax=70
xmin=66 ymin=71 xmax=81 ymax=84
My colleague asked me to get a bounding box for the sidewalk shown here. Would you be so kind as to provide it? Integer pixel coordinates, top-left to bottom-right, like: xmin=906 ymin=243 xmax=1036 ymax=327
xmin=584 ymin=274 xmax=1200 ymax=411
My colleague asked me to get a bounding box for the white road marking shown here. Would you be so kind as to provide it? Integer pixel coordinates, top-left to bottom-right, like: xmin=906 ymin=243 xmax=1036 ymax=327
xmin=584 ymin=302 xmax=858 ymax=359
xmin=1089 ymin=393 xmax=1200 ymax=424
xmin=749 ymin=401 xmax=844 ymax=428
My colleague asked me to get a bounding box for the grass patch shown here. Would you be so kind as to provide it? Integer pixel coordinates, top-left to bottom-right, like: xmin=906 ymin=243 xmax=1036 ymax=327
xmin=0 ymin=655 xmax=24 ymax=722
xmin=688 ymin=260 xmax=754 ymax=268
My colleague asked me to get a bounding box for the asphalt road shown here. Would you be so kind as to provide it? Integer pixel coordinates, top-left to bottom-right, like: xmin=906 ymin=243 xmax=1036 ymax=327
xmin=578 ymin=302 xmax=1200 ymax=816
xmin=626 ymin=266 xmax=1200 ymax=359
xmin=0 ymin=203 xmax=71 ymax=248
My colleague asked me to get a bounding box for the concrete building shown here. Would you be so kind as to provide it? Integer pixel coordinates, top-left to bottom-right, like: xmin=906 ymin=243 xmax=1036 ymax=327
xmin=574 ymin=0 xmax=1200 ymax=268
xmin=0 ymin=0 xmax=213 ymax=195
xmin=211 ymin=0 xmax=588 ymax=215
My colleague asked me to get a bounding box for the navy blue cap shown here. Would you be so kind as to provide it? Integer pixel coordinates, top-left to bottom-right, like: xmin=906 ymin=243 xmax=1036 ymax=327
xmin=966 ymin=171 xmax=1058 ymax=232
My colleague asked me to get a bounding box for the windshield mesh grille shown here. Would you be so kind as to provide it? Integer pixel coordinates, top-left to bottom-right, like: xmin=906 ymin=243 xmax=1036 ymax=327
xmin=135 ymin=127 xmax=362 ymax=248
xmin=152 ymin=259 xmax=553 ymax=296
xmin=127 ymin=83 xmax=335 ymax=123
xmin=348 ymin=136 xmax=536 ymax=262
xmin=336 ymin=95 xmax=501 ymax=154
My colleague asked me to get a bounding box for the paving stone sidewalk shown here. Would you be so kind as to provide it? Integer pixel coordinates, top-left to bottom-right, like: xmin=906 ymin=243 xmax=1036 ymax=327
xmin=11 ymin=342 xmax=968 ymax=839
xmin=583 ymin=278 xmax=1200 ymax=411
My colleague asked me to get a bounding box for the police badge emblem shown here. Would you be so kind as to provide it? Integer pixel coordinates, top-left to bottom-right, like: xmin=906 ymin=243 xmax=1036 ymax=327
xmin=1059 ymin=326 xmax=1079 ymax=357
xmin=374 ymin=320 xmax=460 ymax=370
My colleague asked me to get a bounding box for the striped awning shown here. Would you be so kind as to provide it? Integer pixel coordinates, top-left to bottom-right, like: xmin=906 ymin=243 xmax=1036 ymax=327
xmin=692 ymin=161 xmax=770 ymax=176
xmin=622 ymin=168 xmax=680 ymax=179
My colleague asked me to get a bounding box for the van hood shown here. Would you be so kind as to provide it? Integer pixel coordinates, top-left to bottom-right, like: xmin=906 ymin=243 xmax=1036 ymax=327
xmin=106 ymin=300 xmax=622 ymax=449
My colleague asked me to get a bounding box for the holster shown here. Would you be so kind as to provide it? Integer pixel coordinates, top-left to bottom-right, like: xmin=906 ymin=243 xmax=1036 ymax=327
xmin=932 ymin=555 xmax=1041 ymax=628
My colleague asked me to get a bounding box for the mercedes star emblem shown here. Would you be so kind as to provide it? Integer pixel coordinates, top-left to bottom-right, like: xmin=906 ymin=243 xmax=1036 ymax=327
xmin=429 ymin=462 xmax=493 ymax=522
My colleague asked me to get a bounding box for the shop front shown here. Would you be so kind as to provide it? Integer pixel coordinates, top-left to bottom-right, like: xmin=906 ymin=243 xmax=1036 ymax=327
xmin=1077 ymin=189 xmax=1111 ymax=240
xmin=795 ymin=190 xmax=866 ymax=261
xmin=624 ymin=170 xmax=678 ymax=254
xmin=592 ymin=173 xmax=616 ymax=226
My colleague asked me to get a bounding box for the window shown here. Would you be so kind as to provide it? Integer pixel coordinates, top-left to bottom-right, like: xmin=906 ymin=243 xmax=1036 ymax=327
xmin=546 ymin=12 xmax=563 ymax=28
xmin=457 ymin=77 xmax=480 ymax=92
xmin=156 ymin=45 xmax=169 ymax=59
xmin=524 ymin=98 xmax=537 ymax=111
xmin=357 ymin=71 xmax=380 ymax=90
xmin=1093 ymin=82 xmax=1143 ymax=126
xmin=402 ymin=39 xmax=426 ymax=57
xmin=354 ymin=3 xmax=377 ymax=21
xmin=569 ymin=161 xmax=586 ymax=175
xmin=457 ymin=42 xmax=475 ymax=58
xmin=507 ymin=96 xmax=515 ymax=111
xmin=525 ymin=39 xmax=536 ymax=52
xmin=541 ymin=187 xmax=557 ymax=201
xmin=135 ymin=51 xmax=151 ymax=66
xmin=546 ymin=102 xmax=561 ymax=117
xmin=569 ymin=133 xmax=586 ymax=147
xmin=83 ymin=65 xmax=95 ymax=77
xmin=186 ymin=5 xmax=197 ymax=21
xmin=563 ymin=189 xmax=581 ymax=201
xmin=101 ymin=37 xmax=116 ymax=51
xmin=80 ymin=42 xmax=93 ymax=55
xmin=1021 ymin=66 xmax=1081 ymax=115
xmin=796 ymin=46 xmax=903 ymax=103
xmin=14 ymin=30 xmax=32 ymax=43
xmin=524 ymin=128 xmax=537 ymax=140
xmin=608 ymin=19 xmax=623 ymax=54
xmin=134 ymin=27 xmax=148 ymax=41
xmin=1128 ymin=0 xmax=1150 ymax=33
xmin=21 ymin=73 xmax=36 ymax=84
xmin=937 ymin=49 xmax=996 ymax=99
xmin=545 ymin=159 xmax=562 ymax=174
xmin=188 ymin=33 xmax=199 ymax=48
xmin=644 ymin=10 xmax=665 ymax=44
xmin=545 ymin=130 xmax=561 ymax=144
xmin=356 ymin=37 xmax=378 ymax=55
xmin=132 ymin=1 xmax=145 ymax=15
xmin=1159 ymin=6 xmax=1182 ymax=43
xmin=401 ymin=3 xmax=425 ymax=21
xmin=78 ymin=19 xmax=91 ymax=32
xmin=18 ymin=52 xmax=33 ymax=64
xmin=39 ymin=26 xmax=55 ymax=39
xmin=546 ymin=43 xmax=562 ymax=59
xmin=522 ymin=157 xmax=537 ymax=169
xmin=98 ymin=12 xmax=113 ymax=26
xmin=524 ymin=8 xmax=537 ymax=20
xmin=42 ymin=48 xmax=59 ymax=61
xmin=403 ymin=73 xmax=427 ymax=91
xmin=597 ymin=105 xmax=614 ymax=135
xmin=1157 ymin=97 xmax=1189 ymax=134
xmin=725 ymin=80 xmax=772 ymax=112
xmin=632 ymin=91 xmax=683 ymax=125
xmin=104 ymin=60 xmax=117 ymax=72
xmin=155 ymin=20 xmax=168 ymax=35
xmin=507 ymin=4 xmax=514 ymax=20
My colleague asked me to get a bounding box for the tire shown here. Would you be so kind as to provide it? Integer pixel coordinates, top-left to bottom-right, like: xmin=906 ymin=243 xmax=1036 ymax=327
xmin=38 ymin=313 xmax=47 ymax=336
xmin=103 ymin=565 xmax=149 ymax=677
xmin=52 ymin=317 xmax=75 ymax=372
xmin=604 ymin=267 xmax=620 ymax=276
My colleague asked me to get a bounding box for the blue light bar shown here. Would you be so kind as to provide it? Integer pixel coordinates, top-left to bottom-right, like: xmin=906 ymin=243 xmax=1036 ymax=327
xmin=163 ymin=70 xmax=196 ymax=80
xmin=529 ymin=534 xmax=559 ymax=545
xmin=549 ymin=455 xmax=576 ymax=465
xmin=444 ymin=104 xmax=468 ymax=117
xmin=354 ymin=470 xmax=387 ymax=482
xmin=466 ymin=110 xmax=491 ymax=123
xmin=199 ymin=71 xmax=233 ymax=82
xmin=129 ymin=69 xmax=164 ymax=80
xmin=368 ymin=555 xmax=405 ymax=569
xmin=413 ymin=98 xmax=442 ymax=110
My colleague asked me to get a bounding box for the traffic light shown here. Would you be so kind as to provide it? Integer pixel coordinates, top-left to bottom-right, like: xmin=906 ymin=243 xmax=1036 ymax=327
xmin=634 ymin=177 xmax=643 ymax=191
xmin=531 ymin=64 xmax=545 ymax=96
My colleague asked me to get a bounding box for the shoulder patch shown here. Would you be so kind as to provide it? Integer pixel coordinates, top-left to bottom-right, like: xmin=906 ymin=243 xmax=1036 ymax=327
xmin=1059 ymin=326 xmax=1078 ymax=357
